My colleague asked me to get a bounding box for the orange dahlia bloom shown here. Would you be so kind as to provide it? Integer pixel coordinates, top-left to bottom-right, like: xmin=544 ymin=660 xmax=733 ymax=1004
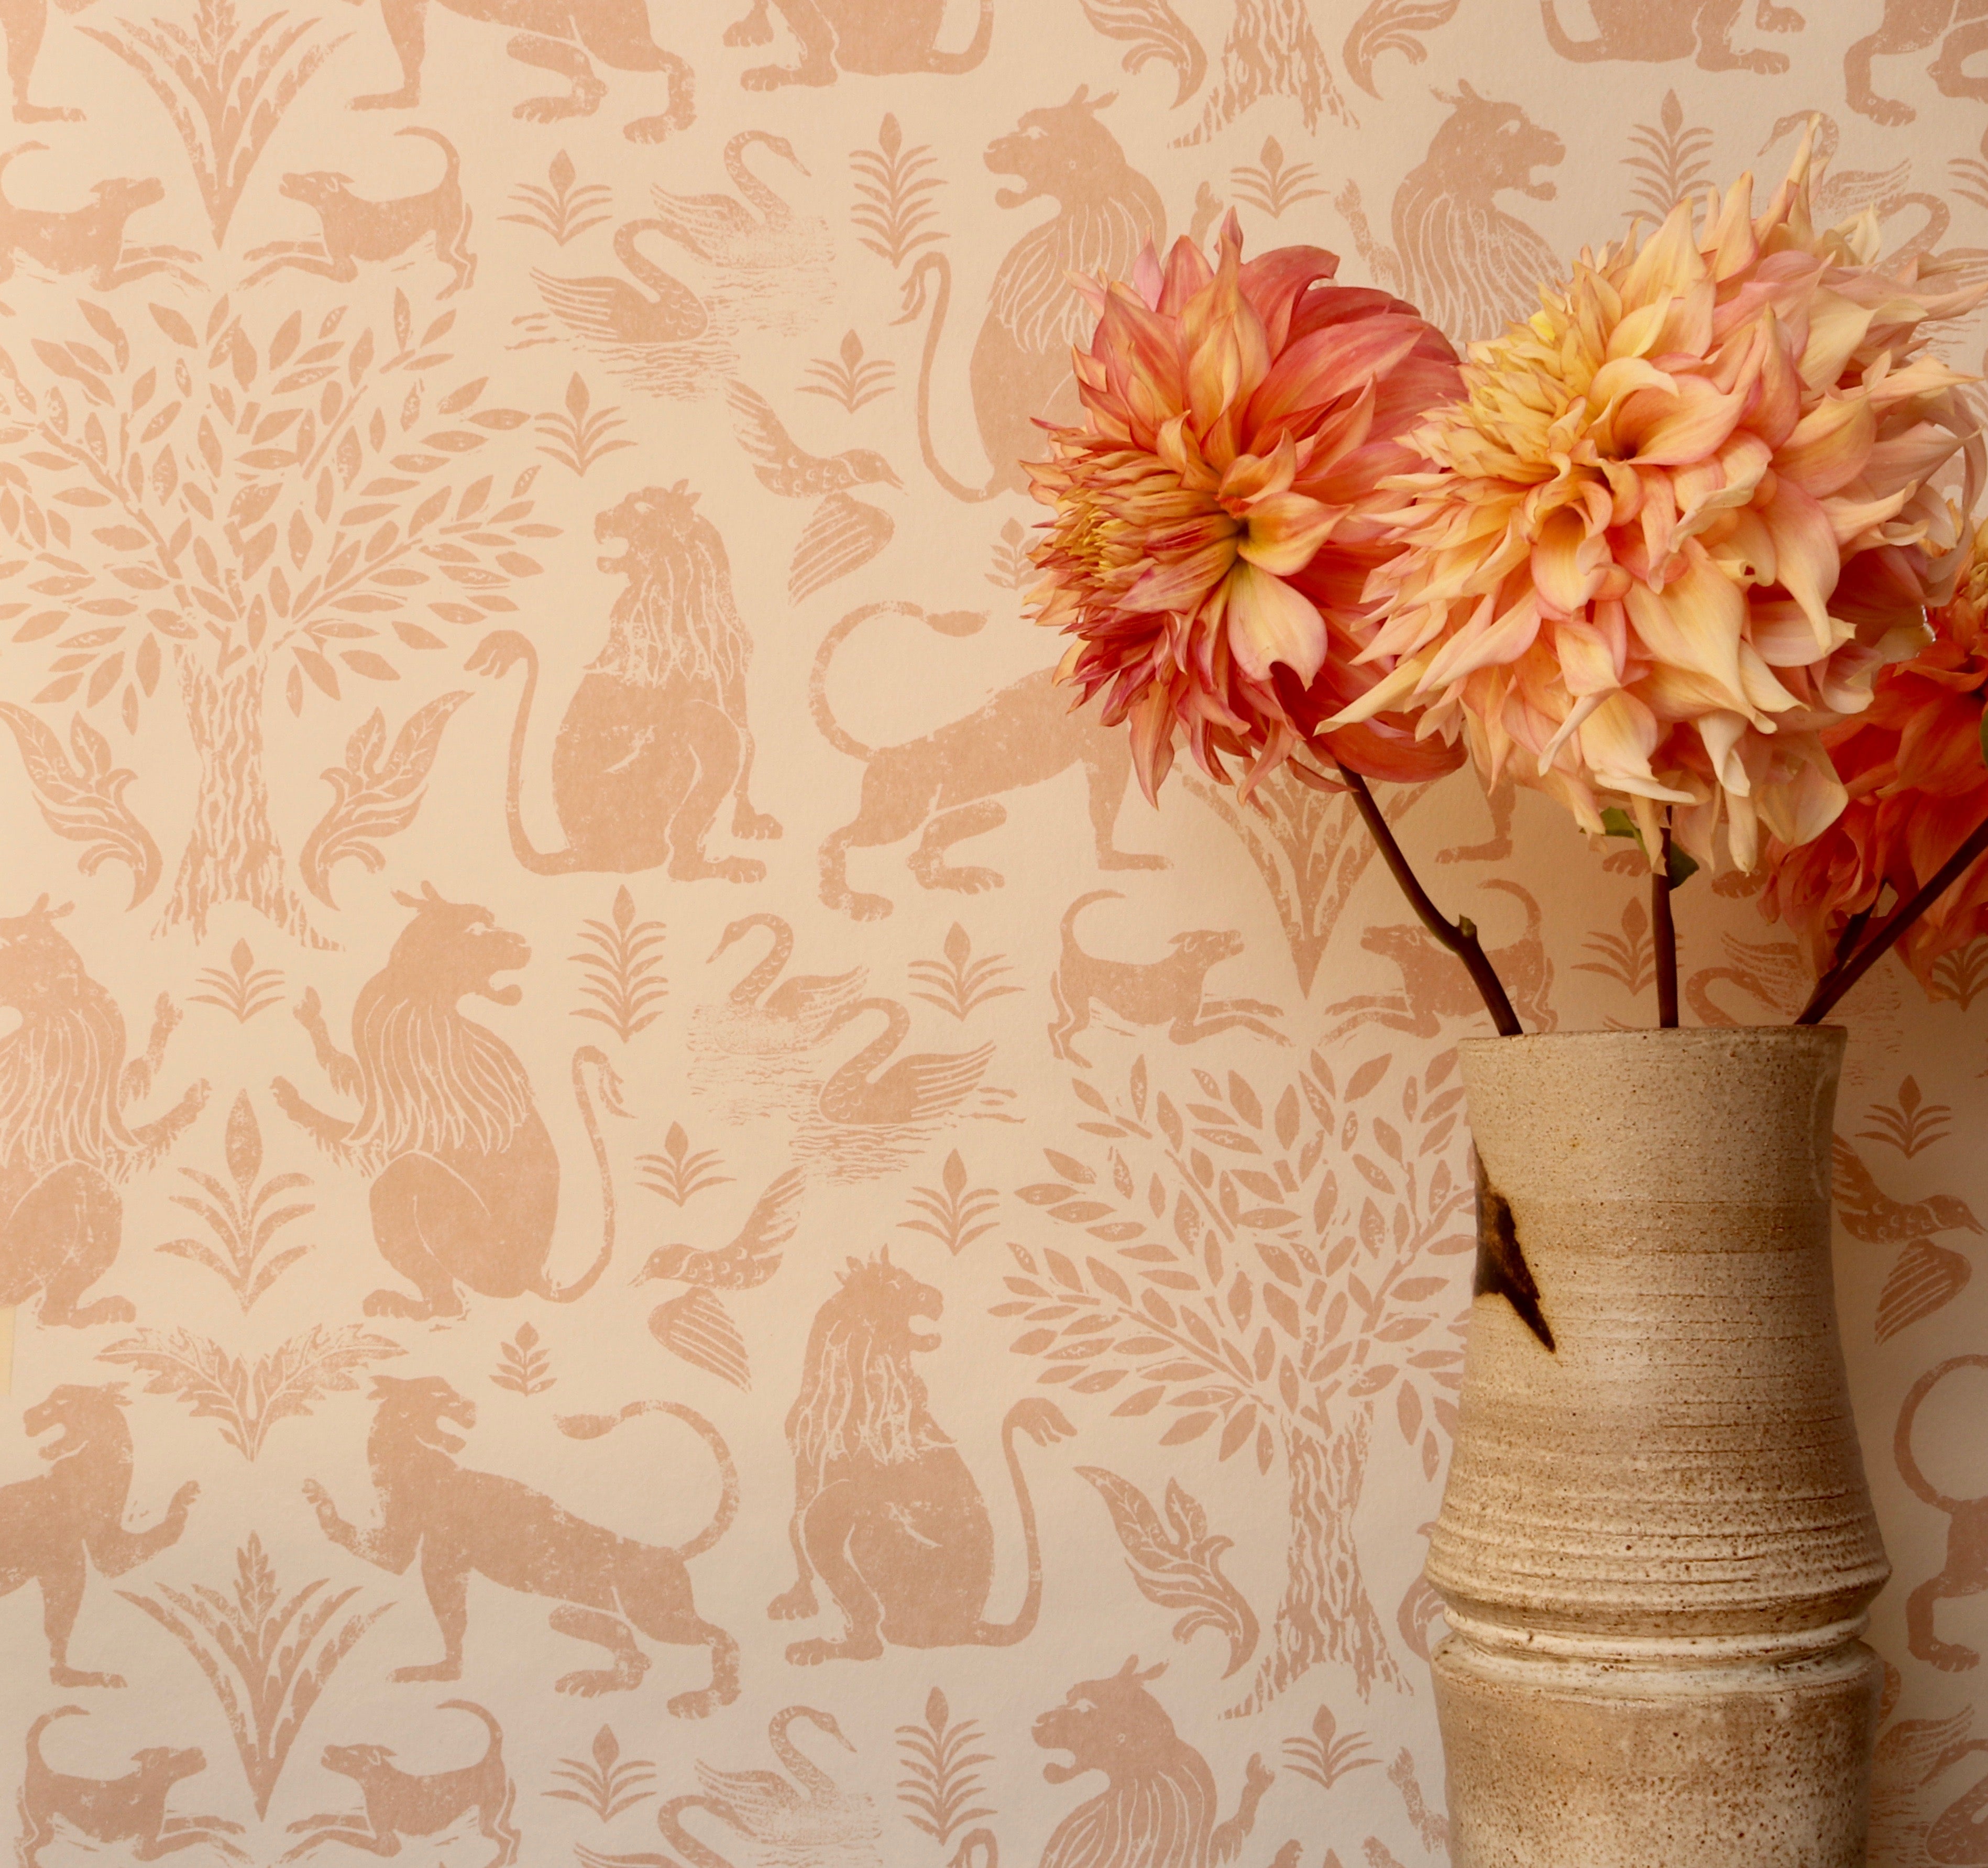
xmin=1027 ymin=213 xmax=1467 ymax=798
xmin=1761 ymin=517 xmax=1988 ymax=983
xmin=1332 ymin=134 xmax=1983 ymax=870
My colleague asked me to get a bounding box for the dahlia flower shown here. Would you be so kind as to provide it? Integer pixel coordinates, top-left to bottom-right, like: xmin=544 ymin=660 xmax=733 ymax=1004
xmin=1761 ymin=515 xmax=1988 ymax=983
xmin=1331 ymin=133 xmax=1984 ymax=870
xmin=1027 ymin=212 xmax=1467 ymax=798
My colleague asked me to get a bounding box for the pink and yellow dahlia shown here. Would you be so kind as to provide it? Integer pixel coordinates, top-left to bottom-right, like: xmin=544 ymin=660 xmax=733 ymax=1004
xmin=1331 ymin=134 xmax=1984 ymax=869
xmin=1027 ymin=213 xmax=1467 ymax=798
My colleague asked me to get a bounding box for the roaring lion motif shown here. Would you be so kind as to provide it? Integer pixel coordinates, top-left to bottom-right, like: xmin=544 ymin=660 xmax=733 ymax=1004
xmin=273 ymin=883 xmax=626 ymax=1320
xmin=769 ymin=1250 xmax=1074 ymax=1662
xmin=467 ymin=484 xmax=779 ymax=881
xmin=1031 ymin=1657 xmax=1273 ymax=1868
xmin=0 ymin=897 xmax=206 ymax=1326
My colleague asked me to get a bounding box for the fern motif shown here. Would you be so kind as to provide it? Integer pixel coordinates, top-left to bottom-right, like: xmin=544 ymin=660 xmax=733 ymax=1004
xmin=298 ymin=692 xmax=468 ymax=907
xmin=571 ymin=886 xmax=668 ymax=1041
xmin=1077 ymin=0 xmax=1206 ymax=106
xmin=1341 ymin=0 xmax=1460 ymax=99
xmin=1623 ymin=90 xmax=1714 ymax=221
xmin=908 ymin=923 xmax=1019 ymax=1021
xmin=1281 ymin=1704 xmax=1377 ymax=1788
xmin=985 ymin=518 xmax=1034 ymax=590
xmin=534 ymin=374 xmax=634 ymax=477
xmin=1574 ymin=895 xmax=1655 ymax=999
xmin=491 ymin=1322 xmax=554 ymax=1395
xmin=501 ymin=148 xmax=613 ymax=246
xmin=1228 ymin=136 xmax=1326 ymax=219
xmin=545 ymin=1726 xmax=656 ymax=1821
xmin=0 ymin=705 xmax=161 ymax=906
xmin=100 ymin=1323 xmax=404 ymax=1458
xmin=899 ymin=1151 xmax=998 ymax=1256
xmin=191 ymin=939 xmax=286 ymax=1023
xmin=1929 ymin=935 xmax=1988 ymax=1010
xmin=1859 ymin=1077 xmax=1953 ymax=1159
xmin=638 ymin=1123 xmax=731 ymax=1206
xmin=895 ymin=1688 xmax=994 ymax=1845
xmin=800 ymin=332 xmax=894 ymax=413
xmin=155 ymin=1090 xmax=316 ymax=1309
xmin=851 ymin=116 xmax=946 ymax=271
xmin=121 ymin=1536 xmax=386 ymax=1818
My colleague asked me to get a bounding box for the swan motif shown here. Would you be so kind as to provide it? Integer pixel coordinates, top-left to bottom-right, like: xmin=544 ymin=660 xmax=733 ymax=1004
xmin=650 ymin=130 xmax=809 ymax=269
xmin=709 ymin=913 xmax=865 ymax=1050
xmin=576 ymin=1797 xmax=739 ymax=1868
xmin=533 ymin=220 xmax=709 ymax=345
xmin=694 ymin=1706 xmax=879 ymax=1855
xmin=815 ymin=998 xmax=993 ymax=1127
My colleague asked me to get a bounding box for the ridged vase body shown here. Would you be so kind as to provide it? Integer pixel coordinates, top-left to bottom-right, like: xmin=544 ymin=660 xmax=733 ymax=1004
xmin=1429 ymin=1027 xmax=1887 ymax=1868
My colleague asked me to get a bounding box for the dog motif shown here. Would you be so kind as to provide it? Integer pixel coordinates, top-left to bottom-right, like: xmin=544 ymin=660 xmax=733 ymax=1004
xmin=810 ymin=603 xmax=1164 ymax=920
xmin=1540 ymin=0 xmax=1804 ymax=72
xmin=307 ymin=1378 xmax=741 ymax=1713
xmin=18 ymin=1706 xmax=244 ymax=1868
xmin=0 ymin=144 xmax=195 ymax=289
xmin=281 ymin=1700 xmax=518 ymax=1867
xmin=272 ymin=884 xmax=625 ymax=1321
xmin=723 ymin=0 xmax=992 ymax=87
xmin=1 ymin=1384 xmax=200 ymax=1688
xmin=244 ymin=126 xmax=475 ymax=296
xmin=1847 ymin=0 xmax=1988 ymax=122
xmin=1048 ymin=891 xmax=1284 ymax=1068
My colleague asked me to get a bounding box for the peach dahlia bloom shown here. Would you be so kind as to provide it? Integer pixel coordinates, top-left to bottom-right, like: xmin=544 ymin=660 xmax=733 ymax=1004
xmin=1027 ymin=214 xmax=1467 ymax=798
xmin=1331 ymin=137 xmax=1984 ymax=869
xmin=1761 ymin=516 xmax=1988 ymax=983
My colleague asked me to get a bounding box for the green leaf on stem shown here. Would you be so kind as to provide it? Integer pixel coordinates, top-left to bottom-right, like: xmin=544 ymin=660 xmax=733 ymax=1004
xmin=1599 ymin=807 xmax=1698 ymax=888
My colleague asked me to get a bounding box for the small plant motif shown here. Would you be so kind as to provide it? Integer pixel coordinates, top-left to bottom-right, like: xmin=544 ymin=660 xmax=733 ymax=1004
xmin=800 ymin=331 xmax=895 ymax=413
xmin=534 ymin=374 xmax=634 ymax=478
xmin=191 ymin=939 xmax=286 ymax=1023
xmin=82 ymin=0 xmax=349 ymax=244
xmin=545 ymin=1724 xmax=655 ymax=1822
xmin=1228 ymin=136 xmax=1325 ymax=219
xmin=1929 ymin=935 xmax=1988 ymax=1010
xmin=1078 ymin=1466 xmax=1260 ymax=1677
xmin=491 ymin=1322 xmax=554 ymax=1395
xmin=1575 ymin=895 xmax=1655 ymax=999
xmin=571 ymin=886 xmax=667 ymax=1042
xmin=1076 ymin=0 xmax=1206 ymax=107
xmin=851 ymin=114 xmax=945 ymax=271
xmin=0 ymin=708 xmax=161 ymax=906
xmin=501 ymin=148 xmax=613 ymax=246
xmin=908 ymin=922 xmax=1019 ymax=1021
xmin=120 ymin=1535 xmax=387 ymax=1817
xmin=1859 ymin=1076 xmax=1953 ymax=1159
xmin=1342 ymin=0 xmax=1461 ymax=99
xmin=895 ymin=1687 xmax=993 ymax=1847
xmin=1623 ymin=90 xmax=1713 ymax=222
xmin=637 ymin=1123 xmax=731 ymax=1207
xmin=1282 ymin=1704 xmax=1377 ymax=1789
xmin=156 ymin=1090 xmax=315 ymax=1309
xmin=899 ymin=1151 xmax=998 ymax=1256
xmin=100 ymin=1323 xmax=404 ymax=1459
xmin=985 ymin=517 xmax=1033 ymax=590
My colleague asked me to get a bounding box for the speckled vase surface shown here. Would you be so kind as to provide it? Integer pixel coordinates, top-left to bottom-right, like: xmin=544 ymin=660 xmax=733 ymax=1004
xmin=1429 ymin=1026 xmax=1888 ymax=1868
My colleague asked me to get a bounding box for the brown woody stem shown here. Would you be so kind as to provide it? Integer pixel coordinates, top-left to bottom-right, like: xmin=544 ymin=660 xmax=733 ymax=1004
xmin=1332 ymin=759 xmax=1525 ymax=1037
xmin=1653 ymin=826 xmax=1679 ymax=1029
xmin=1797 ymin=811 xmax=1988 ymax=1025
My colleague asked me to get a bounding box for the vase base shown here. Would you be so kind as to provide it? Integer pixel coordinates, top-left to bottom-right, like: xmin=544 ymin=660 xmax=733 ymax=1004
xmin=1432 ymin=1631 xmax=1883 ymax=1867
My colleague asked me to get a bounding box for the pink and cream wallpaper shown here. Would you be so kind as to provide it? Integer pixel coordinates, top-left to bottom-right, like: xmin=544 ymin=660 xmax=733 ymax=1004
xmin=0 ymin=0 xmax=1984 ymax=1862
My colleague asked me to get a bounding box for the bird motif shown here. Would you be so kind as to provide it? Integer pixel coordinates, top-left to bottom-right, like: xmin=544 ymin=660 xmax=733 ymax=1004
xmin=534 ymin=221 xmax=710 ymax=345
xmin=1869 ymin=1700 xmax=1986 ymax=1868
xmin=1758 ymin=112 xmax=1947 ymax=258
xmin=578 ymin=1795 xmax=740 ymax=1868
xmin=1833 ymin=1137 xmax=1983 ymax=1244
xmin=708 ymin=912 xmax=865 ymax=1052
xmin=649 ymin=130 xmax=813 ymax=270
xmin=694 ymin=1706 xmax=879 ymax=1858
xmin=814 ymin=998 xmax=993 ymax=1128
xmin=790 ymin=491 xmax=896 ymax=603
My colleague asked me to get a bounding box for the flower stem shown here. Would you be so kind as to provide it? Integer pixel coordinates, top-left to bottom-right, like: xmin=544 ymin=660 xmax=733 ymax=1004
xmin=1653 ymin=826 xmax=1679 ymax=1029
xmin=1796 ymin=810 xmax=1988 ymax=1025
xmin=1331 ymin=760 xmax=1524 ymax=1036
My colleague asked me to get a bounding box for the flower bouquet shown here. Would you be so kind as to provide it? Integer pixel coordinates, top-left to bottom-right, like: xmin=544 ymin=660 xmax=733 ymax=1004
xmin=1023 ymin=131 xmax=1988 ymax=1868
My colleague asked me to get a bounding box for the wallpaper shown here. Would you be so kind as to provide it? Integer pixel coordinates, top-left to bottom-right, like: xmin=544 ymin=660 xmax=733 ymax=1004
xmin=0 ymin=1 xmax=1984 ymax=1864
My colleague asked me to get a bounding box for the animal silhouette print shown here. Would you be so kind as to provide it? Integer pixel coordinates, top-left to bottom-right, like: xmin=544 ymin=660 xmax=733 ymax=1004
xmin=650 ymin=131 xmax=811 ymax=268
xmin=724 ymin=0 xmax=993 ymax=87
xmin=686 ymin=1706 xmax=881 ymax=1859
xmin=2 ymin=0 xmax=84 ymax=124
xmin=0 ymin=896 xmax=206 ymax=1327
xmin=19 ymin=1707 xmax=244 ymax=1868
xmin=534 ymin=221 xmax=712 ymax=345
xmin=705 ymin=913 xmax=866 ymax=1052
xmin=0 ymin=146 xmax=193 ymax=289
xmin=812 ymin=999 xmax=993 ymax=1127
xmin=1336 ymin=81 xmax=1564 ymax=343
xmin=307 ymin=1378 xmax=740 ymax=1712
xmin=1539 ymin=0 xmax=1804 ymax=71
xmin=1049 ymin=891 xmax=1284 ymax=1068
xmin=281 ymin=1700 xmax=518 ymax=1867
xmin=244 ymin=127 xmax=476 ymax=296
xmin=810 ymin=603 xmax=1164 ymax=920
xmin=1033 ymin=1657 xmax=1273 ymax=1868
xmin=272 ymin=884 xmax=626 ymax=1320
xmin=900 ymin=86 xmax=1162 ymax=500
xmin=345 ymin=0 xmax=693 ymax=141
xmin=1 ymin=1384 xmax=200 ymax=1688
xmin=466 ymin=485 xmax=779 ymax=881
xmin=1847 ymin=0 xmax=1988 ymax=121
xmin=1898 ymin=1356 xmax=1988 ymax=1673
xmin=771 ymin=1250 xmax=1075 ymax=1663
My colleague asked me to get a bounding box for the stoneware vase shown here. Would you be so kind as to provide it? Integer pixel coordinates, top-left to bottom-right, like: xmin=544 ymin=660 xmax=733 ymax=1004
xmin=1427 ymin=1026 xmax=1887 ymax=1868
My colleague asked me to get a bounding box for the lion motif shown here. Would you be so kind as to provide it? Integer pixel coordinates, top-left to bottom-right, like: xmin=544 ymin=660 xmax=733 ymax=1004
xmin=0 ymin=897 xmax=205 ymax=1326
xmin=1030 ymin=1657 xmax=1273 ymax=1868
xmin=273 ymin=884 xmax=626 ymax=1320
xmin=465 ymin=484 xmax=779 ymax=881
xmin=769 ymin=1250 xmax=1074 ymax=1662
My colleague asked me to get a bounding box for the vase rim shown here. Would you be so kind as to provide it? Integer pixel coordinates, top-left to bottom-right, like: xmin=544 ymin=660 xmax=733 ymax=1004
xmin=1459 ymin=1024 xmax=1846 ymax=1057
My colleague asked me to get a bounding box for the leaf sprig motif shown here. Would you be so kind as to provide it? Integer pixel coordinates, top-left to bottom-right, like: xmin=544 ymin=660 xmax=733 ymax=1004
xmin=850 ymin=116 xmax=946 ymax=270
xmin=545 ymin=1725 xmax=656 ymax=1821
xmin=895 ymin=1688 xmax=994 ymax=1845
xmin=155 ymin=1090 xmax=315 ymax=1308
xmin=191 ymin=939 xmax=285 ymax=1021
xmin=571 ymin=886 xmax=668 ymax=1042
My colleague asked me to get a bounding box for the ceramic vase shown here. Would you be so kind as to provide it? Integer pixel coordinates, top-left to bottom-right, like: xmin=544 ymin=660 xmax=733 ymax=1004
xmin=1427 ymin=1026 xmax=1887 ymax=1868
